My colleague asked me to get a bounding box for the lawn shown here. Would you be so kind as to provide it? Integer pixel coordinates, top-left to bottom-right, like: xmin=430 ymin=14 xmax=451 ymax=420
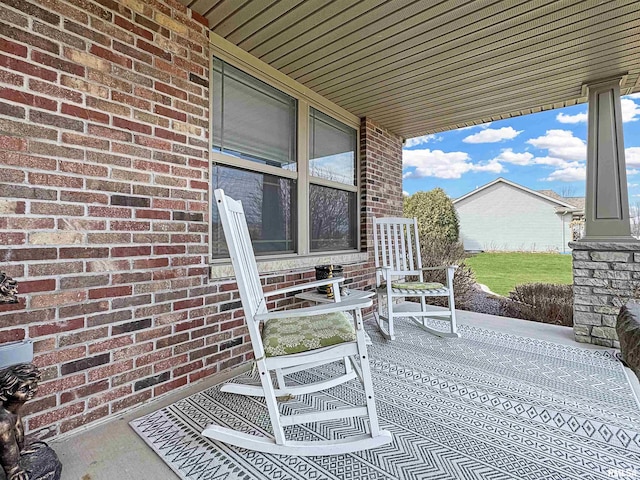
xmin=464 ymin=252 xmax=573 ymax=296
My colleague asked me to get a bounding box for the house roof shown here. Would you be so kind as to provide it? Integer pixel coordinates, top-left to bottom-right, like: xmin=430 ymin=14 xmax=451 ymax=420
xmin=179 ymin=0 xmax=640 ymax=139
xmin=452 ymin=178 xmax=581 ymax=210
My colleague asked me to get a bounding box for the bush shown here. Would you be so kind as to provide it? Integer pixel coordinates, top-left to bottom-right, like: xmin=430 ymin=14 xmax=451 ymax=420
xmin=500 ymin=283 xmax=573 ymax=326
xmin=403 ymin=188 xmax=459 ymax=243
xmin=418 ymin=236 xmax=476 ymax=310
xmin=403 ymin=188 xmax=472 ymax=308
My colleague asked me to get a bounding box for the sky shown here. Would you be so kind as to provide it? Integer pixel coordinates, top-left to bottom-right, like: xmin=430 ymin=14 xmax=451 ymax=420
xmin=402 ymin=92 xmax=640 ymax=201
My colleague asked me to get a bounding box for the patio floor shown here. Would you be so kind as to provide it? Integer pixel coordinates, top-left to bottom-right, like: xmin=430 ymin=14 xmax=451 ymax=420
xmin=50 ymin=309 xmax=640 ymax=480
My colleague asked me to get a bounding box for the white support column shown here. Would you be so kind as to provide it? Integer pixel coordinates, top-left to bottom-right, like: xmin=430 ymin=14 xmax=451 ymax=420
xmin=581 ymin=77 xmax=636 ymax=242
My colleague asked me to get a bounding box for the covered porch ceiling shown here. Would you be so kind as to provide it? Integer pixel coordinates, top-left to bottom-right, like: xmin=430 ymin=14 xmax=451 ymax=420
xmin=179 ymin=0 xmax=640 ymax=139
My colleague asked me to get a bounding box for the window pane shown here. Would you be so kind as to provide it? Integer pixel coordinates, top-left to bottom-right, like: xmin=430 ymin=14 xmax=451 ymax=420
xmin=309 ymin=108 xmax=356 ymax=185
xmin=310 ymin=184 xmax=357 ymax=251
xmin=213 ymin=57 xmax=297 ymax=170
xmin=212 ymin=165 xmax=296 ymax=257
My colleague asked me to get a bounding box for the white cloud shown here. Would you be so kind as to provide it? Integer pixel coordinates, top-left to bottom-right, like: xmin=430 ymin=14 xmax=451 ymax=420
xmin=556 ymin=111 xmax=587 ymax=124
xmin=626 ymin=147 xmax=640 ymax=167
xmin=527 ymin=129 xmax=586 ymax=161
xmin=627 ymin=169 xmax=640 ymax=176
xmin=402 ymin=190 xmax=409 ymax=197
xmin=404 ymin=134 xmax=440 ymax=148
xmin=626 ymin=92 xmax=640 ymax=100
xmin=543 ymin=166 xmax=586 ymax=182
xmin=463 ymin=126 xmax=522 ymax=143
xmin=628 ymin=183 xmax=639 ymax=188
xmin=472 ymin=159 xmax=504 ymax=174
xmin=403 ymin=149 xmax=471 ymax=179
xmin=621 ymin=98 xmax=640 ymax=122
xmin=402 ymin=148 xmax=504 ymax=179
xmin=491 ymin=148 xmax=534 ymax=166
xmin=533 ymin=156 xmax=581 ymax=168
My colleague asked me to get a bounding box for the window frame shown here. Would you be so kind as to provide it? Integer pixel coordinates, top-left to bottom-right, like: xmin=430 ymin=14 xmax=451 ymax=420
xmin=208 ymin=35 xmax=361 ymax=266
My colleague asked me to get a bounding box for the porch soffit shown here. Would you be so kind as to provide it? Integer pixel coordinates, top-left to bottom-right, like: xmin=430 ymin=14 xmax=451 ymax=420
xmin=179 ymin=0 xmax=640 ymax=139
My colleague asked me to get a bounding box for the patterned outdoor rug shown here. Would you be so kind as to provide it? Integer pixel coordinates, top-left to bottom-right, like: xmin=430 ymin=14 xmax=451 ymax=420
xmin=131 ymin=318 xmax=640 ymax=480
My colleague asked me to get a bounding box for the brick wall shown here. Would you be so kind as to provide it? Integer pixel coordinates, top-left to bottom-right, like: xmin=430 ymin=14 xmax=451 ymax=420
xmin=0 ymin=0 xmax=405 ymax=439
xmin=0 ymin=0 xmax=220 ymax=437
xmin=360 ymin=118 xmax=404 ymax=250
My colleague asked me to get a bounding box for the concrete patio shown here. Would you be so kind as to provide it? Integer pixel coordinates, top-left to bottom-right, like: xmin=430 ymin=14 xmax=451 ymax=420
xmin=51 ymin=308 xmax=640 ymax=480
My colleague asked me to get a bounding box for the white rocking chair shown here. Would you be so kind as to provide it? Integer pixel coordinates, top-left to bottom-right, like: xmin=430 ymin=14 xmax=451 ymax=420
xmin=373 ymin=217 xmax=459 ymax=340
xmin=202 ymin=189 xmax=392 ymax=456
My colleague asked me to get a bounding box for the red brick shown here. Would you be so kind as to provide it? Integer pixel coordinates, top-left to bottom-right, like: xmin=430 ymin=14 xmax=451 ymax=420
xmin=31 ymin=290 xmax=87 ymax=309
xmin=111 ymin=390 xmax=151 ymax=414
xmin=154 ymin=81 xmax=186 ymax=100
xmin=88 ymin=359 xmax=134 ymax=382
xmin=87 ymin=385 xmax=131 ymax=408
xmin=60 ymin=405 xmax=110 ymax=433
xmin=113 ymin=117 xmax=152 ymax=135
xmin=111 ymin=91 xmax=150 ymax=111
xmin=28 ymin=172 xmax=83 ymax=188
xmin=90 ymin=44 xmax=131 ymax=68
xmin=30 ymin=110 xmax=84 ymax=131
xmin=2 ymin=23 xmax=59 ymax=54
xmin=0 ymin=151 xmax=57 ymax=170
xmin=29 ymin=317 xmax=85 ymax=338
xmin=88 ymin=124 xmax=132 ymax=142
xmin=31 ymin=51 xmax=85 ymax=77
xmin=110 ymin=221 xmax=150 ymax=231
xmin=114 ymin=15 xmax=153 ymax=40
xmin=28 ymin=141 xmax=84 ymax=160
xmin=89 ymin=336 xmax=133 ymax=354
xmin=34 ymin=346 xmax=86 ymax=370
xmin=0 ymin=70 xmax=22 ymax=87
xmin=27 ymin=402 xmax=85 ymax=431
xmin=88 ymin=206 xmax=132 ymax=218
xmin=133 ymin=258 xmax=169 ymax=269
xmin=0 ymin=328 xmax=25 ymax=343
xmin=0 ymin=233 xmax=25 ymax=245
xmin=61 ymin=103 xmax=109 ymax=123
xmin=37 ymin=373 xmax=86 ymax=397
xmin=31 ymin=202 xmax=84 ymax=216
xmin=62 ymin=132 xmax=110 ymax=150
xmin=19 ymin=279 xmax=56 ymax=294
xmin=0 ymin=135 xmax=26 ymax=152
xmin=0 ymin=87 xmax=57 ymax=111
xmin=88 ymin=285 xmax=132 ymax=300
xmin=0 ymin=38 xmax=27 ymax=57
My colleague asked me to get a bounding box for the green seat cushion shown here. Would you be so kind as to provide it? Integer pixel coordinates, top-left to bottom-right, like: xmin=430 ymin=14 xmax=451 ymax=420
xmin=389 ymin=281 xmax=444 ymax=290
xmin=262 ymin=312 xmax=356 ymax=357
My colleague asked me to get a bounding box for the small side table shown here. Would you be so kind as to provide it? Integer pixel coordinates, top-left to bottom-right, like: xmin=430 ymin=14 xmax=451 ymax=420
xmin=295 ymin=288 xmax=375 ymax=304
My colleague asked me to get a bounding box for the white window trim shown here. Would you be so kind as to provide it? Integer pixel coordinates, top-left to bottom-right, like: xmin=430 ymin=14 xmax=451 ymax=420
xmin=208 ymin=32 xmax=362 ymax=267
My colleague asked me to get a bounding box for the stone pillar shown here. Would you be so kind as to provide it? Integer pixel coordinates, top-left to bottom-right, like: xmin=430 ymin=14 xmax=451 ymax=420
xmin=581 ymin=77 xmax=634 ymax=241
xmin=571 ymin=242 xmax=640 ymax=347
xmin=571 ymin=78 xmax=639 ymax=345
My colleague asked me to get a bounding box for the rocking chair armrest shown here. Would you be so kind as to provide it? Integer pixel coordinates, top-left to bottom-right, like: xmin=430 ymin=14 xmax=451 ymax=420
xmin=264 ymin=277 xmax=345 ymax=298
xmin=255 ymin=297 xmax=372 ymax=322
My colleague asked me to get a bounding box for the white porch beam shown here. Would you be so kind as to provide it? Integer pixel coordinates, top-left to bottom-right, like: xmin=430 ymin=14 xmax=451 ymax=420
xmin=581 ymin=77 xmax=636 ymax=242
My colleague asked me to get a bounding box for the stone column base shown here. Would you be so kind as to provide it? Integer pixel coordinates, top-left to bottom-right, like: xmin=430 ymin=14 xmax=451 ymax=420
xmin=570 ymin=240 xmax=640 ymax=347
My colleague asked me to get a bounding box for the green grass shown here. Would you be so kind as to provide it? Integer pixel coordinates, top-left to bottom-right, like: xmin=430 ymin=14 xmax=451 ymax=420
xmin=464 ymin=252 xmax=573 ymax=296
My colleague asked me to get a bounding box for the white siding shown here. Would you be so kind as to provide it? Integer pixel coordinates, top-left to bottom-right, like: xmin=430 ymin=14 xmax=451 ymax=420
xmin=455 ymin=183 xmax=571 ymax=253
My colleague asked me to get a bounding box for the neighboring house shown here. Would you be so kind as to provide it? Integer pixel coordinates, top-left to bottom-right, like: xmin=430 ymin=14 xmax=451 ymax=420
xmin=453 ymin=178 xmax=584 ymax=253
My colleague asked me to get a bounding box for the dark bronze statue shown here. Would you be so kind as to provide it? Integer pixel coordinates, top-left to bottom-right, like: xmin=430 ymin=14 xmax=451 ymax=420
xmin=0 ymin=364 xmax=40 ymax=480
xmin=0 ymin=274 xmax=18 ymax=305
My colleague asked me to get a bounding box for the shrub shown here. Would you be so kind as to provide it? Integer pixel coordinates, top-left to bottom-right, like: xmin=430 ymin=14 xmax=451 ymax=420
xmin=418 ymin=235 xmax=476 ymax=310
xmin=403 ymin=188 xmax=459 ymax=243
xmin=500 ymin=283 xmax=573 ymax=326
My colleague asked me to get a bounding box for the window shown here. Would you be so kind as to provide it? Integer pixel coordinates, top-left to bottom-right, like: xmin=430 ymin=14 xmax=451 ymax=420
xmin=309 ymin=108 xmax=358 ymax=251
xmin=210 ymin=55 xmax=359 ymax=260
